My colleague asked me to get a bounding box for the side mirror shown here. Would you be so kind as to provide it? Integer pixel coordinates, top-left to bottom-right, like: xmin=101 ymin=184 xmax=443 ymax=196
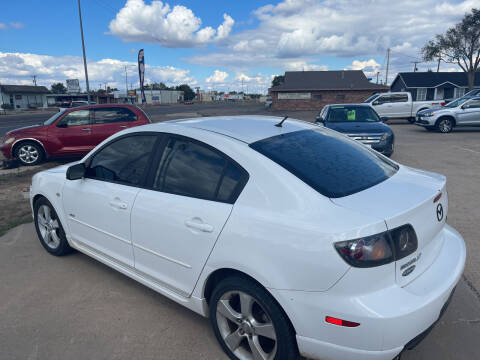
xmin=56 ymin=122 xmax=68 ymax=128
xmin=66 ymin=163 xmax=86 ymax=180
xmin=461 ymin=104 xmax=470 ymax=109
xmin=372 ymin=101 xmax=380 ymax=106
xmin=380 ymin=117 xmax=388 ymax=122
xmin=315 ymin=115 xmax=325 ymax=123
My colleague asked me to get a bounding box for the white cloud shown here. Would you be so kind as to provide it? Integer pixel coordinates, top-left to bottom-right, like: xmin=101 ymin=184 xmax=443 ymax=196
xmin=0 ymin=23 xmax=7 ymax=30
xmin=9 ymin=21 xmax=25 ymax=29
xmin=187 ymin=0 xmax=478 ymax=73
xmin=346 ymin=59 xmax=381 ymax=77
xmin=0 ymin=51 xmax=196 ymax=89
xmin=109 ymin=0 xmax=234 ymax=47
xmin=205 ymin=70 xmax=229 ymax=83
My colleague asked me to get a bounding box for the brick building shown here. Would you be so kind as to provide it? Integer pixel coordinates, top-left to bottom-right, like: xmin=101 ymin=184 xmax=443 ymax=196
xmin=270 ymin=70 xmax=388 ymax=110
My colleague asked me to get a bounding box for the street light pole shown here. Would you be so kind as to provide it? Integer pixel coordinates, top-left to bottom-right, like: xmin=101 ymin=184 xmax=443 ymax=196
xmin=77 ymin=0 xmax=91 ymax=104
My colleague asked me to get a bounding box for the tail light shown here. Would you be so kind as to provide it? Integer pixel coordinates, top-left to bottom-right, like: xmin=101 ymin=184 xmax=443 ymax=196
xmin=441 ymin=102 xmax=446 ymax=106
xmin=334 ymin=225 xmax=418 ymax=268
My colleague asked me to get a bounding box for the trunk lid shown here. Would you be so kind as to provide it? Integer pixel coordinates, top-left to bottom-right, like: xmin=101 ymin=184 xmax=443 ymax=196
xmin=332 ymin=166 xmax=447 ymax=286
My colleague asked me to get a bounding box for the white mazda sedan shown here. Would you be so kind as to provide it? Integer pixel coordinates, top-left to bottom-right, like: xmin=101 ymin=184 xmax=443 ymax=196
xmin=30 ymin=116 xmax=465 ymax=360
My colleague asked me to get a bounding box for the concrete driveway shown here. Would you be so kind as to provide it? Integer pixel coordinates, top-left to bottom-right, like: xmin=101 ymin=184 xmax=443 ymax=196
xmin=1 ymin=224 xmax=480 ymax=360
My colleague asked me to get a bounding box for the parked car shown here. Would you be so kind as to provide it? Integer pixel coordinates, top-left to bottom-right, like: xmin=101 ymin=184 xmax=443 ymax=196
xmin=316 ymin=104 xmax=394 ymax=156
xmin=463 ymin=88 xmax=480 ymax=97
xmin=416 ymin=96 xmax=480 ymax=133
xmin=59 ymin=100 xmax=96 ymax=111
xmin=0 ymin=104 xmax=150 ymax=166
xmin=265 ymin=96 xmax=272 ymax=108
xmin=364 ymin=91 xmax=444 ymax=123
xmin=30 ymin=116 xmax=465 ymax=360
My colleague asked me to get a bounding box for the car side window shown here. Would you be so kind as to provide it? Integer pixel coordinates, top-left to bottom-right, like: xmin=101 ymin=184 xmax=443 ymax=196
xmin=466 ymin=99 xmax=480 ymax=109
xmin=94 ymin=108 xmax=137 ymax=124
xmin=58 ymin=110 xmax=91 ymax=127
xmin=392 ymin=94 xmax=408 ymax=103
xmin=375 ymin=96 xmax=390 ymax=105
xmin=152 ymin=137 xmax=248 ymax=203
xmin=85 ymin=134 xmax=157 ymax=186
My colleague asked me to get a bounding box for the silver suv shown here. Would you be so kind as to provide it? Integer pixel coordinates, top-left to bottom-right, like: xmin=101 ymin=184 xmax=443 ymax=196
xmin=416 ymin=96 xmax=480 ymax=133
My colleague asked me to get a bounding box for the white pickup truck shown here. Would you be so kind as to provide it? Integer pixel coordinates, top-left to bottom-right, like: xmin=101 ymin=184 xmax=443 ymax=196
xmin=364 ymin=92 xmax=445 ymax=123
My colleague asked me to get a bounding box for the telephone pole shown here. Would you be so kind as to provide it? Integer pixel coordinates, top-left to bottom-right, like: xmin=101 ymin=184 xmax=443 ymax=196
xmin=411 ymin=61 xmax=420 ymax=72
xmin=385 ymin=48 xmax=390 ymax=85
xmin=376 ymin=71 xmax=380 ymax=84
xmin=437 ymin=57 xmax=441 ymax=72
xmin=77 ymin=0 xmax=91 ymax=104
xmin=32 ymin=75 xmax=37 ymax=86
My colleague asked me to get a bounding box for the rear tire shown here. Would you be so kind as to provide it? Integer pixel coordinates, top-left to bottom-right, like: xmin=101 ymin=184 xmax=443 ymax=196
xmin=210 ymin=276 xmax=298 ymax=360
xmin=34 ymin=197 xmax=72 ymax=256
xmin=14 ymin=141 xmax=44 ymax=166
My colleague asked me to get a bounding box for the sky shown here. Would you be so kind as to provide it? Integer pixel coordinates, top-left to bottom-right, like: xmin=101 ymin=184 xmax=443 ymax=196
xmin=0 ymin=0 xmax=478 ymax=93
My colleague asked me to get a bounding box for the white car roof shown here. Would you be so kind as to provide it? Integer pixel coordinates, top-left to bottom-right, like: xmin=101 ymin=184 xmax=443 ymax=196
xmin=159 ymin=115 xmax=318 ymax=144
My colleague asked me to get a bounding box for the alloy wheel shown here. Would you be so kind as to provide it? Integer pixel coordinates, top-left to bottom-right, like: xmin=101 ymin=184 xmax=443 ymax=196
xmin=216 ymin=291 xmax=277 ymax=360
xmin=18 ymin=144 xmax=39 ymax=164
xmin=37 ymin=205 xmax=61 ymax=249
xmin=438 ymin=119 xmax=452 ymax=133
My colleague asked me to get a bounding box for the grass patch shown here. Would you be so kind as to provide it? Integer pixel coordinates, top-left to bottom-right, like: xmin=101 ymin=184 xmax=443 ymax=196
xmin=0 ymin=215 xmax=32 ymax=238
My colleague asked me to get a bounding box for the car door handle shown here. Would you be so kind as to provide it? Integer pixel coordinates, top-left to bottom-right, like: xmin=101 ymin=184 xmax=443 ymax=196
xmin=81 ymin=128 xmax=91 ymax=131
xmin=119 ymin=125 xmax=128 ymax=128
xmin=109 ymin=199 xmax=128 ymax=210
xmin=185 ymin=219 xmax=214 ymax=233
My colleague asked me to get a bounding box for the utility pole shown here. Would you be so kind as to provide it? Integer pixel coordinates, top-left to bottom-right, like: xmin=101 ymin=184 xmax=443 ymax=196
xmin=437 ymin=57 xmax=441 ymax=72
xmin=385 ymin=48 xmax=390 ymax=85
xmin=32 ymin=75 xmax=37 ymax=86
xmin=411 ymin=61 xmax=420 ymax=72
xmin=376 ymin=71 xmax=380 ymax=84
xmin=77 ymin=0 xmax=91 ymax=104
xmin=125 ymin=66 xmax=128 ymax=97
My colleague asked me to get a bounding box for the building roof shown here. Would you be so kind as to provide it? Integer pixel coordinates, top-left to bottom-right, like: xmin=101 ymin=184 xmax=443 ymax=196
xmin=0 ymin=85 xmax=50 ymax=94
xmin=165 ymin=115 xmax=317 ymax=144
xmin=394 ymin=72 xmax=480 ymax=88
xmin=270 ymin=70 xmax=388 ymax=92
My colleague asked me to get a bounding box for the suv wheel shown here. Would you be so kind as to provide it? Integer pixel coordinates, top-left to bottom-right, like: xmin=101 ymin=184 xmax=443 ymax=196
xmin=436 ymin=118 xmax=454 ymax=133
xmin=14 ymin=141 xmax=44 ymax=166
xmin=210 ymin=276 xmax=298 ymax=360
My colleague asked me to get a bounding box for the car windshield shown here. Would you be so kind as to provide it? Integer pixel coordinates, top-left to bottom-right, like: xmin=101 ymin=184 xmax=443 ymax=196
xmin=326 ymin=106 xmax=381 ymax=122
xmin=43 ymin=110 xmax=66 ymax=125
xmin=445 ymin=97 xmax=470 ymax=108
xmin=364 ymin=94 xmax=380 ymax=103
xmin=250 ymin=129 xmax=398 ymax=198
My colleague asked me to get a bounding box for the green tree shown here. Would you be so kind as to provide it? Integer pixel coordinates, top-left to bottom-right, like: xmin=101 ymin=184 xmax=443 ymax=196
xmin=422 ymin=8 xmax=480 ymax=90
xmin=176 ymin=84 xmax=195 ymax=101
xmin=271 ymin=75 xmax=285 ymax=88
xmin=50 ymin=82 xmax=67 ymax=94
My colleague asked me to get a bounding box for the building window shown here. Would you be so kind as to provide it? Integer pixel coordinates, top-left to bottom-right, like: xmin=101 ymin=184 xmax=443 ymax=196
xmin=313 ymin=94 xmax=323 ymax=100
xmin=336 ymin=94 xmax=345 ymax=101
xmin=416 ymin=88 xmax=427 ymax=101
xmin=454 ymin=87 xmax=466 ymax=99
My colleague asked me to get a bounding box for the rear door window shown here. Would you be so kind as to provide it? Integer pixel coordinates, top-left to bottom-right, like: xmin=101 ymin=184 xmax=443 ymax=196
xmin=250 ymin=129 xmax=398 ymax=198
xmin=94 ymin=107 xmax=137 ymax=124
xmin=152 ymin=137 xmax=248 ymax=203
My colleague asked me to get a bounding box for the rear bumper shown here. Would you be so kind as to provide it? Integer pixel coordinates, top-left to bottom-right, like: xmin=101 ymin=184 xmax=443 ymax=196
xmin=271 ymin=224 xmax=466 ymax=360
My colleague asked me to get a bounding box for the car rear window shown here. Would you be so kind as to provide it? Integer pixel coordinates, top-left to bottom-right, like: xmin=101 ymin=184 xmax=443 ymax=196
xmin=250 ymin=129 xmax=398 ymax=198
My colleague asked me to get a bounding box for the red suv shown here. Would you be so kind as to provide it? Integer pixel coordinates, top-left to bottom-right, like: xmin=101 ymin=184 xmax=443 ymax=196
xmin=1 ymin=104 xmax=150 ymax=166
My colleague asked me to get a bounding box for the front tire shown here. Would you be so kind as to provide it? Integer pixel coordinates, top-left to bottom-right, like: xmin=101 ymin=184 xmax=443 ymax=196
xmin=436 ymin=117 xmax=454 ymax=133
xmin=14 ymin=141 xmax=44 ymax=166
xmin=210 ymin=276 xmax=298 ymax=360
xmin=34 ymin=197 xmax=72 ymax=256
xmin=407 ymin=117 xmax=416 ymax=124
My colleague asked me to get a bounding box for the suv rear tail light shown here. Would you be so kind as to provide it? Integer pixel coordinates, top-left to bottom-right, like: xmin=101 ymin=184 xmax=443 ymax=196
xmin=325 ymin=316 xmax=360 ymax=327
xmin=334 ymin=225 xmax=418 ymax=268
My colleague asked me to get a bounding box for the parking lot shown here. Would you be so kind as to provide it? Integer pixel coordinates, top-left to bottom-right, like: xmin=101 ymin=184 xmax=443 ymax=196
xmin=1 ymin=103 xmax=480 ymax=359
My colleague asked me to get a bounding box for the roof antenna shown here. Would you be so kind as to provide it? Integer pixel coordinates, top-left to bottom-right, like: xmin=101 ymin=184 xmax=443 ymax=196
xmin=275 ymin=116 xmax=288 ymax=127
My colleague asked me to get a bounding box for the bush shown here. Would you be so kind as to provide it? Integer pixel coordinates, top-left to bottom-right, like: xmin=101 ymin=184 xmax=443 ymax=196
xmin=1 ymin=103 xmax=13 ymax=110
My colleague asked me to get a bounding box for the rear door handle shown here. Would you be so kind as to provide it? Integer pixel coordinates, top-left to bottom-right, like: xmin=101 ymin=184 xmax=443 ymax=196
xmin=119 ymin=125 xmax=128 ymax=128
xmin=81 ymin=128 xmax=91 ymax=131
xmin=185 ymin=219 xmax=214 ymax=233
xmin=109 ymin=198 xmax=128 ymax=210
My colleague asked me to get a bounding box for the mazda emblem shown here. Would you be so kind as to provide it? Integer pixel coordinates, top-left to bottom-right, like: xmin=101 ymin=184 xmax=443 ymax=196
xmin=436 ymin=204 xmax=444 ymax=222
